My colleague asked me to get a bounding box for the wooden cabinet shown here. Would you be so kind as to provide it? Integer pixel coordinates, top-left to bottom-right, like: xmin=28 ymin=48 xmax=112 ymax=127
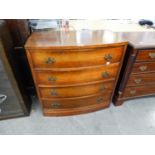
xmin=0 ymin=20 xmax=31 ymax=120
xmin=5 ymin=19 xmax=35 ymax=95
xmin=25 ymin=30 xmax=127 ymax=116
xmin=113 ymin=32 xmax=155 ymax=106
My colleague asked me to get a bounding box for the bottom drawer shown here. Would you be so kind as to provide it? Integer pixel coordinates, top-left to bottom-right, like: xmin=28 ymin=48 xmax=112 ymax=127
xmin=42 ymin=93 xmax=111 ymax=109
xmin=123 ymin=85 xmax=155 ymax=98
xmin=43 ymin=102 xmax=110 ymax=116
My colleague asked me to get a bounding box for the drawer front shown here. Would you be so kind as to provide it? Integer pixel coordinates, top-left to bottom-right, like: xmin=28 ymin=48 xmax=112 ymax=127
xmin=29 ymin=46 xmax=124 ymax=68
xmin=136 ymin=49 xmax=155 ymax=62
xmin=35 ymin=63 xmax=119 ymax=86
xmin=42 ymin=94 xmax=110 ymax=109
xmin=132 ymin=62 xmax=155 ymax=74
xmin=127 ymin=72 xmax=155 ymax=86
xmin=123 ymin=85 xmax=155 ymax=98
xmin=39 ymin=81 xmax=114 ymax=98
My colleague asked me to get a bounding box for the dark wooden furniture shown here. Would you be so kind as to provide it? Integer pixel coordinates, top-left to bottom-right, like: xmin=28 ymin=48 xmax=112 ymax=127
xmin=5 ymin=19 xmax=35 ymax=95
xmin=113 ymin=32 xmax=155 ymax=106
xmin=25 ymin=30 xmax=127 ymax=116
xmin=0 ymin=20 xmax=31 ymax=120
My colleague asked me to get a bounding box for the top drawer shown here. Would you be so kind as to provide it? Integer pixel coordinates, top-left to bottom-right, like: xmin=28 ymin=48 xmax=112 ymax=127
xmin=136 ymin=49 xmax=155 ymax=62
xmin=28 ymin=46 xmax=124 ymax=69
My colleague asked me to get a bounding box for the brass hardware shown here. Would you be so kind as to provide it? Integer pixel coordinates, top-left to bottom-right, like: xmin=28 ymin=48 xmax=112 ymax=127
xmin=96 ymin=97 xmax=104 ymax=104
xmin=118 ymin=91 xmax=123 ymax=97
xmin=51 ymin=89 xmax=58 ymax=96
xmin=139 ymin=65 xmax=147 ymax=71
xmin=102 ymin=71 xmax=110 ymax=78
xmin=130 ymin=90 xmax=136 ymax=95
xmin=104 ymin=54 xmax=113 ymax=61
xmin=48 ymin=76 xmax=57 ymax=82
xmin=51 ymin=102 xmax=60 ymax=108
xmin=100 ymin=85 xmax=106 ymax=91
xmin=45 ymin=57 xmax=55 ymax=64
xmin=149 ymin=53 xmax=155 ymax=59
xmin=118 ymin=91 xmax=123 ymax=95
xmin=134 ymin=78 xmax=142 ymax=84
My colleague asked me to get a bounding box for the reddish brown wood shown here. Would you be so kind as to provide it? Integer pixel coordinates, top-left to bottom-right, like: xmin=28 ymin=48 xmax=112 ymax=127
xmin=25 ymin=30 xmax=128 ymax=49
xmin=25 ymin=30 xmax=127 ymax=116
xmin=132 ymin=61 xmax=155 ymax=74
xmin=35 ymin=63 xmax=119 ymax=86
xmin=136 ymin=49 xmax=155 ymax=62
xmin=43 ymin=103 xmax=110 ymax=116
xmin=113 ymin=99 xmax=124 ymax=106
xmin=127 ymin=72 xmax=155 ymax=86
xmin=39 ymin=81 xmax=114 ymax=98
xmin=42 ymin=93 xmax=110 ymax=109
xmin=28 ymin=47 xmax=124 ymax=69
xmin=123 ymin=85 xmax=155 ymax=98
xmin=113 ymin=31 xmax=155 ymax=106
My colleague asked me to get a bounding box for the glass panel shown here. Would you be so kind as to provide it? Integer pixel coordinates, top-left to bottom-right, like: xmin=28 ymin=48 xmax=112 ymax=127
xmin=0 ymin=58 xmax=23 ymax=117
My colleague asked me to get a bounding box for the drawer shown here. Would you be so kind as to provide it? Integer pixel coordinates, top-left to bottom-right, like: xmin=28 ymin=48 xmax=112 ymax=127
xmin=132 ymin=61 xmax=155 ymax=74
xmin=136 ymin=49 xmax=155 ymax=62
xmin=42 ymin=93 xmax=110 ymax=109
xmin=127 ymin=72 xmax=155 ymax=86
xmin=35 ymin=63 xmax=119 ymax=86
xmin=39 ymin=81 xmax=114 ymax=98
xmin=123 ymin=85 xmax=155 ymax=98
xmin=29 ymin=46 xmax=124 ymax=68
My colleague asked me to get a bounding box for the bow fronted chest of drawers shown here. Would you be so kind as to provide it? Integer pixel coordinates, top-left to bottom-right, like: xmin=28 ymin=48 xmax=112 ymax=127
xmin=25 ymin=30 xmax=127 ymax=116
xmin=113 ymin=32 xmax=155 ymax=106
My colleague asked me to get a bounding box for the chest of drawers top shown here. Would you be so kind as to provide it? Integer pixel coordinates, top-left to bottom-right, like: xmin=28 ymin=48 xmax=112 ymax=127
xmin=25 ymin=30 xmax=128 ymax=49
xmin=115 ymin=31 xmax=155 ymax=49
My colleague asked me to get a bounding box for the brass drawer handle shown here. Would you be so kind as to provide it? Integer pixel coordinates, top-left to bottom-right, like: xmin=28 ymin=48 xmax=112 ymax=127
xmin=134 ymin=78 xmax=142 ymax=84
xmin=104 ymin=54 xmax=113 ymax=61
xmin=139 ymin=65 xmax=147 ymax=71
xmin=100 ymin=85 xmax=106 ymax=91
xmin=48 ymin=76 xmax=57 ymax=82
xmin=51 ymin=102 xmax=60 ymax=108
xmin=96 ymin=97 xmax=104 ymax=104
xmin=102 ymin=71 xmax=110 ymax=78
xmin=130 ymin=90 xmax=136 ymax=95
xmin=51 ymin=89 xmax=58 ymax=96
xmin=45 ymin=57 xmax=55 ymax=64
xmin=149 ymin=53 xmax=155 ymax=59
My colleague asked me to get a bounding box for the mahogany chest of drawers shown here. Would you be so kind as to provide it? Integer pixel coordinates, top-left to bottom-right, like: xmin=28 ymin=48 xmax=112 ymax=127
xmin=113 ymin=32 xmax=155 ymax=106
xmin=25 ymin=30 xmax=127 ymax=116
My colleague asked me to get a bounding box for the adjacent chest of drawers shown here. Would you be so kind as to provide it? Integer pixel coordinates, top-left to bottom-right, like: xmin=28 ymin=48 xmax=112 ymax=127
xmin=25 ymin=30 xmax=127 ymax=116
xmin=113 ymin=45 xmax=155 ymax=106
